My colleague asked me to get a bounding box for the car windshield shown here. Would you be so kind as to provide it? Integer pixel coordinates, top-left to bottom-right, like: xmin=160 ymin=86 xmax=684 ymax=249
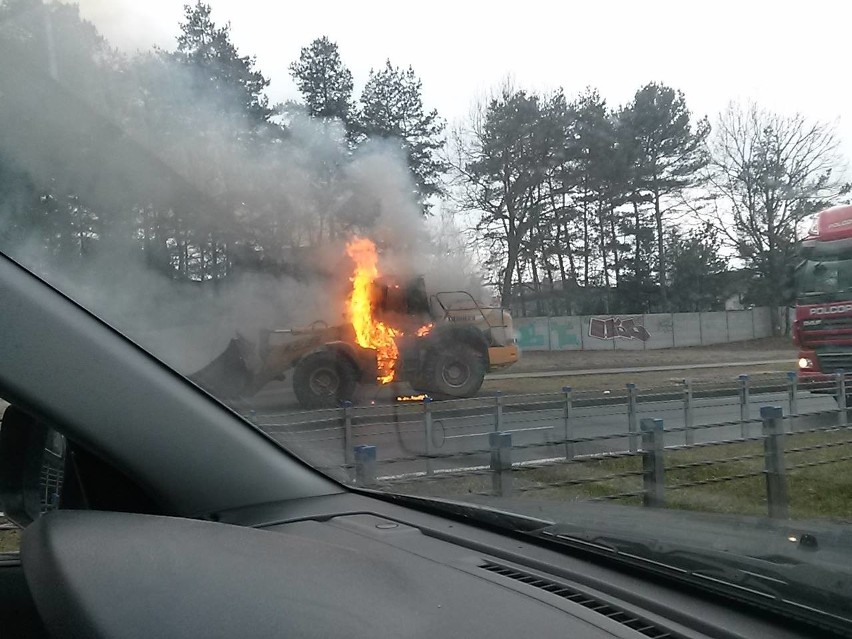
xmin=796 ymin=258 xmax=852 ymax=300
xmin=2 ymin=0 xmax=852 ymax=627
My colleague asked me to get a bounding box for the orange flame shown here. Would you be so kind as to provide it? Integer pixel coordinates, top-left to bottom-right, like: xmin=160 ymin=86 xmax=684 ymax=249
xmin=416 ymin=323 xmax=433 ymax=337
xmin=346 ymin=237 xmax=400 ymax=384
xmin=396 ymin=394 xmax=429 ymax=402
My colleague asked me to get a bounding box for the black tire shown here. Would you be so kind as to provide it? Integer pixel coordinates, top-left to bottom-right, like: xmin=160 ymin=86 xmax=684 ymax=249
xmin=420 ymin=344 xmax=485 ymax=399
xmin=292 ymin=351 xmax=358 ymax=409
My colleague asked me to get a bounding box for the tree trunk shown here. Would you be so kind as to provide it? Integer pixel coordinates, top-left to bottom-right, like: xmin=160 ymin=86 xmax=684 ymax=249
xmin=546 ymin=267 xmax=558 ymax=315
xmin=653 ymin=188 xmax=667 ymax=311
xmin=598 ymin=203 xmax=611 ymax=314
xmin=633 ymin=199 xmax=641 ymax=274
xmin=500 ymin=240 xmax=519 ymax=310
xmin=531 ymin=254 xmax=543 ymax=316
xmin=514 ymin=256 xmax=527 ymax=317
xmin=609 ymin=205 xmax=620 ymax=287
xmin=582 ymin=202 xmax=590 ymax=287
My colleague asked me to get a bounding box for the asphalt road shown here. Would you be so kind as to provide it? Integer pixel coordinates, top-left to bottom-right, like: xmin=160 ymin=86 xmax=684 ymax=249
xmin=239 ymin=380 xmax=840 ymax=479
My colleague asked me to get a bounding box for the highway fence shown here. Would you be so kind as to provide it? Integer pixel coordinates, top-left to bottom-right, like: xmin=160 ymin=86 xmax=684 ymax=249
xmin=252 ymin=371 xmax=852 ymax=519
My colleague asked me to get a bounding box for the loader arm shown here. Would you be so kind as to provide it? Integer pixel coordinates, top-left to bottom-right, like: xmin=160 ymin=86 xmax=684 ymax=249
xmin=248 ymin=326 xmax=348 ymax=395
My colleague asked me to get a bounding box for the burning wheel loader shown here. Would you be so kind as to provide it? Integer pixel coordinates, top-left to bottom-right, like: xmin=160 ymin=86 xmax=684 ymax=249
xmin=190 ymin=285 xmax=519 ymax=410
xmin=190 ymin=237 xmax=518 ymax=409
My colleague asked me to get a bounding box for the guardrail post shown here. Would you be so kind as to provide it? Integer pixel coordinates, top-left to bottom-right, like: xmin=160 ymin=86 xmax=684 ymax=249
xmin=562 ymin=386 xmax=574 ymax=461
xmin=489 ymin=431 xmax=513 ymax=496
xmin=627 ymin=383 xmax=639 ymax=454
xmin=342 ymin=401 xmax=354 ymax=475
xmin=640 ymin=418 xmax=665 ymax=508
xmin=683 ymin=378 xmax=694 ymax=446
xmin=423 ymin=397 xmax=434 ymax=476
xmin=786 ymin=372 xmax=798 ymax=421
xmin=761 ymin=406 xmax=789 ymax=519
xmin=354 ymin=444 xmax=377 ymax=487
xmin=738 ymin=374 xmax=750 ymax=438
xmin=494 ymin=391 xmax=504 ymax=432
xmin=836 ymin=371 xmax=847 ymax=427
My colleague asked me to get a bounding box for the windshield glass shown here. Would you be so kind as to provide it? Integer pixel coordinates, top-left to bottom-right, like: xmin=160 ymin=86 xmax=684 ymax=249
xmin=2 ymin=0 xmax=852 ymax=628
xmin=796 ymin=257 xmax=852 ymax=300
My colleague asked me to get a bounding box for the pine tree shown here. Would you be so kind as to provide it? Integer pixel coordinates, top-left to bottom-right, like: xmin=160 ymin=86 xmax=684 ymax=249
xmin=289 ymin=36 xmax=354 ymax=123
xmin=667 ymin=223 xmax=728 ymax=312
xmin=173 ymin=2 xmax=271 ymax=124
xmin=621 ymin=83 xmax=709 ymax=309
xmin=359 ymin=60 xmax=446 ymax=211
xmin=460 ymin=86 xmax=558 ymax=305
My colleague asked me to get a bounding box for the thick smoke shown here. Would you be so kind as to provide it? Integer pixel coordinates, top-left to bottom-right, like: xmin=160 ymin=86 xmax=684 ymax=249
xmin=0 ymin=8 xmax=479 ymax=373
xmin=58 ymin=0 xmax=180 ymax=52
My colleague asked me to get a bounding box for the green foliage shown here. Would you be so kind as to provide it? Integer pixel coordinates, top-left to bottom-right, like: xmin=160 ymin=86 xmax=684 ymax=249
xmin=172 ymin=2 xmax=272 ymax=124
xmin=666 ymin=223 xmax=728 ymax=312
xmin=456 ymin=81 xmax=714 ymax=315
xmin=358 ymin=60 xmax=446 ymax=211
xmin=289 ymin=36 xmax=354 ymax=123
xmin=620 ymin=83 xmax=710 ymax=308
xmin=462 ymin=86 xmax=562 ymax=304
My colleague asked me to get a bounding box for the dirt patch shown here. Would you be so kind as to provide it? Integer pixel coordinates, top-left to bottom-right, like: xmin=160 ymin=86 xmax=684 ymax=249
xmin=510 ymin=337 xmax=794 ymax=374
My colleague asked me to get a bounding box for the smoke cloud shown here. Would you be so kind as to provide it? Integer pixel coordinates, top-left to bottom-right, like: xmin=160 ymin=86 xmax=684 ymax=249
xmin=58 ymin=0 xmax=180 ymax=52
xmin=0 ymin=6 xmax=479 ymax=374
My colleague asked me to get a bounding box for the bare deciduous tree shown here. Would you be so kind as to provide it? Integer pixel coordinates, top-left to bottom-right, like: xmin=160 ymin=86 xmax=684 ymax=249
xmin=706 ymin=103 xmax=849 ymax=331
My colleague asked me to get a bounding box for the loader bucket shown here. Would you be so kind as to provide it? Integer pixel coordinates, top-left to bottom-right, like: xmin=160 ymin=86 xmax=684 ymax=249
xmin=188 ymin=335 xmax=255 ymax=399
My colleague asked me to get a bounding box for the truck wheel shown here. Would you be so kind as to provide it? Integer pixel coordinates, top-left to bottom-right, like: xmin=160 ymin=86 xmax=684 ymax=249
xmin=293 ymin=351 xmax=357 ymax=409
xmin=422 ymin=344 xmax=485 ymax=399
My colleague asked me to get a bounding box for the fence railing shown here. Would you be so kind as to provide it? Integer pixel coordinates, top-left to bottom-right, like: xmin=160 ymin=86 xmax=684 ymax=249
xmin=250 ymin=370 xmax=852 ymax=518
xmin=351 ymin=406 xmax=852 ymax=518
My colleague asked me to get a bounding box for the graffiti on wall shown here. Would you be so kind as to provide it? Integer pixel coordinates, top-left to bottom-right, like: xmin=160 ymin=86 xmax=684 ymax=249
xmin=515 ymin=321 xmax=548 ymax=349
xmin=589 ymin=316 xmax=650 ymax=341
xmin=550 ymin=321 xmax=581 ymax=348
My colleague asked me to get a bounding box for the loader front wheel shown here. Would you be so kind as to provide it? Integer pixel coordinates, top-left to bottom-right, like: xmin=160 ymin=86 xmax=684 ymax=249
xmin=293 ymin=351 xmax=358 ymax=409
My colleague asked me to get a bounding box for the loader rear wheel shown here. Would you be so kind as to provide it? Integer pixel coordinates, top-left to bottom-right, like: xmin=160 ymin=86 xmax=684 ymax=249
xmin=293 ymin=351 xmax=358 ymax=409
xmin=419 ymin=344 xmax=485 ymax=400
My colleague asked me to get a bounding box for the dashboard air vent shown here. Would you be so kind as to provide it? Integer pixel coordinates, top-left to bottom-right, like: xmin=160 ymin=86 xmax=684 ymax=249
xmin=480 ymin=561 xmax=677 ymax=639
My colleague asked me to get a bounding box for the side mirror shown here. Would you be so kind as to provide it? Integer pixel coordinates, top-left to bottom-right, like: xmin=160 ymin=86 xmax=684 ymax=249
xmin=0 ymin=406 xmax=65 ymax=528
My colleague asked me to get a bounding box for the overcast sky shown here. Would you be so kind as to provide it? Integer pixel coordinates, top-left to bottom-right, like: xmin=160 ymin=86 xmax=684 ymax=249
xmin=68 ymin=0 xmax=851 ymax=159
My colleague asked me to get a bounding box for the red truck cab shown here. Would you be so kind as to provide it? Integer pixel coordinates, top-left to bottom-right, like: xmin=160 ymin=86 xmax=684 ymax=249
xmin=794 ymin=205 xmax=852 ymax=377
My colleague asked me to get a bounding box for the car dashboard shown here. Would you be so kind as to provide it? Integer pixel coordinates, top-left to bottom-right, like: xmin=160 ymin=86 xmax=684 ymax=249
xmin=19 ymin=492 xmax=828 ymax=639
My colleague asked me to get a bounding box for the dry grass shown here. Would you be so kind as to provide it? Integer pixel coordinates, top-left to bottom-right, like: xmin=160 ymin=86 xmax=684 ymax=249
xmin=388 ymin=429 xmax=852 ymax=521
xmin=0 ymin=518 xmax=20 ymax=554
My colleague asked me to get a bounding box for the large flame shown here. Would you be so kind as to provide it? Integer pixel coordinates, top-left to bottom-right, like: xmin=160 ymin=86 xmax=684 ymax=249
xmin=346 ymin=237 xmax=400 ymax=384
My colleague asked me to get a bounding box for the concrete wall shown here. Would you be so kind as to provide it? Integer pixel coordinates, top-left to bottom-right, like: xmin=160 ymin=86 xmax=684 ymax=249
xmin=643 ymin=313 xmax=676 ymax=350
xmin=700 ymin=312 xmax=729 ymax=345
xmin=672 ymin=312 xmax=701 ymax=348
xmin=753 ymin=306 xmax=773 ymax=338
xmin=727 ymin=310 xmax=755 ymax=341
xmin=512 ymin=307 xmax=781 ymax=351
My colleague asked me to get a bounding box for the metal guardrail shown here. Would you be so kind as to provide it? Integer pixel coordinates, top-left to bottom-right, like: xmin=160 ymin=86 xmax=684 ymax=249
xmin=254 ymin=369 xmax=847 ymax=456
xmin=248 ymin=370 xmax=852 ymax=518
xmin=353 ymin=407 xmax=852 ymax=519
